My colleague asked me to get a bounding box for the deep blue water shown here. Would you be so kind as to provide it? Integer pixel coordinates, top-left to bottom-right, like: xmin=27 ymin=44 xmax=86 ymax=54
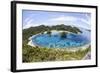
xmin=32 ymin=29 xmax=91 ymax=48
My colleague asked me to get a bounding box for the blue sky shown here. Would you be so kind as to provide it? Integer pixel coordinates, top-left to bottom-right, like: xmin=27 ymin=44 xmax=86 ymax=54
xmin=22 ymin=10 xmax=91 ymax=29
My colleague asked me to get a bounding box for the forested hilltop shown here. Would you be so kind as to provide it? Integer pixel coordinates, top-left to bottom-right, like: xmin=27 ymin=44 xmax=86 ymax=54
xmin=23 ymin=24 xmax=82 ymax=40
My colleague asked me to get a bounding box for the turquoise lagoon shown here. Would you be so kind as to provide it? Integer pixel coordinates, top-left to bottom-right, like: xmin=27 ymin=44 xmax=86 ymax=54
xmin=31 ymin=29 xmax=91 ymax=48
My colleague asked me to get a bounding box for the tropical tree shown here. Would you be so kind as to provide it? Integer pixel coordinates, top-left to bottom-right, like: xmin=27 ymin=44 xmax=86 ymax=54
xmin=46 ymin=30 xmax=52 ymax=36
xmin=60 ymin=32 xmax=67 ymax=39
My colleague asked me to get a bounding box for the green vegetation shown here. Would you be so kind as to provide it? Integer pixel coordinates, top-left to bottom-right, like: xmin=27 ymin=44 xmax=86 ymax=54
xmin=46 ymin=30 xmax=52 ymax=36
xmin=23 ymin=44 xmax=91 ymax=62
xmin=60 ymin=32 xmax=67 ymax=39
xmin=23 ymin=24 xmax=82 ymax=41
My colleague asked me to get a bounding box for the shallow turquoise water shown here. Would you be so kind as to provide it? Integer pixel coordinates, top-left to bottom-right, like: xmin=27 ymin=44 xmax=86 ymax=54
xmin=32 ymin=29 xmax=90 ymax=48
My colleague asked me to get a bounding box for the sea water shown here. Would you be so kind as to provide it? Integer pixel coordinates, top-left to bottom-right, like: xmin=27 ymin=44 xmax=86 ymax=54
xmin=32 ymin=29 xmax=90 ymax=48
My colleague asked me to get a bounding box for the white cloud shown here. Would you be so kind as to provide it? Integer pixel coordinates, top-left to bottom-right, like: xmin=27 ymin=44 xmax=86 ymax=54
xmin=50 ymin=15 xmax=77 ymax=21
xmin=50 ymin=15 xmax=90 ymax=29
xmin=24 ymin=17 xmax=31 ymax=24
xmin=23 ymin=19 xmax=35 ymax=29
xmin=80 ymin=18 xmax=90 ymax=25
xmin=23 ymin=14 xmax=36 ymax=29
xmin=23 ymin=15 xmax=91 ymax=30
xmin=50 ymin=15 xmax=90 ymax=25
xmin=23 ymin=23 xmax=39 ymax=29
xmin=23 ymin=20 xmax=47 ymax=29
